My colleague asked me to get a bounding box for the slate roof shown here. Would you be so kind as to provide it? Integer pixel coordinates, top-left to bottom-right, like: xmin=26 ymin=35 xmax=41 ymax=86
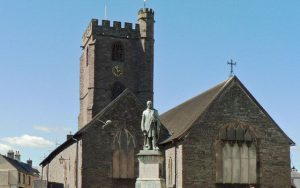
xmin=160 ymin=76 xmax=295 ymax=145
xmin=160 ymin=78 xmax=230 ymax=143
xmin=1 ymin=155 xmax=39 ymax=175
xmin=40 ymin=89 xmax=144 ymax=166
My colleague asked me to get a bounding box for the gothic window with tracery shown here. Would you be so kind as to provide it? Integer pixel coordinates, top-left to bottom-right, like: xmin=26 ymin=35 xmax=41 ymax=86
xmin=112 ymin=128 xmax=136 ymax=179
xmin=112 ymin=42 xmax=125 ymax=62
xmin=215 ymin=124 xmax=257 ymax=187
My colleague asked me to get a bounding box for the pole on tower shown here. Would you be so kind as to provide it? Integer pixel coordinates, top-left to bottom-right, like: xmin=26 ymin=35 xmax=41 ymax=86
xmin=105 ymin=4 xmax=107 ymax=19
xmin=104 ymin=0 xmax=110 ymax=19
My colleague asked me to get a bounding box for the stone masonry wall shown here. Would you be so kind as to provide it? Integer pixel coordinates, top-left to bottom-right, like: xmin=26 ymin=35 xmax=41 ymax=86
xmin=176 ymin=145 xmax=183 ymax=188
xmin=81 ymin=92 xmax=145 ymax=188
xmin=79 ymin=8 xmax=154 ymax=129
xmin=181 ymin=80 xmax=291 ymax=188
xmin=165 ymin=147 xmax=175 ymax=188
xmin=93 ymin=37 xmax=144 ymax=113
xmin=165 ymin=144 xmax=183 ymax=188
xmin=43 ymin=141 xmax=82 ymax=188
xmin=0 ymin=155 xmax=37 ymax=188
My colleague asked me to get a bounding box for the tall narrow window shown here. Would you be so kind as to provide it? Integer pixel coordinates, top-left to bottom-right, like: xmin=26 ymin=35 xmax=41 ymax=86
xmin=112 ymin=42 xmax=125 ymax=62
xmin=216 ymin=124 xmax=257 ymax=187
xmin=112 ymin=128 xmax=136 ymax=179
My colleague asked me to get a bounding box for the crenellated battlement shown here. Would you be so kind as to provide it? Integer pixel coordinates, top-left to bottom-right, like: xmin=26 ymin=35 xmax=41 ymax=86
xmin=138 ymin=8 xmax=154 ymax=14
xmin=82 ymin=19 xmax=140 ymax=46
xmin=100 ymin=20 xmax=140 ymax=31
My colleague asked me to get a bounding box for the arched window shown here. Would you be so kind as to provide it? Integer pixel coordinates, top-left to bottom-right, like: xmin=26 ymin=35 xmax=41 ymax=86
xmin=112 ymin=128 xmax=136 ymax=179
xmin=215 ymin=124 xmax=257 ymax=187
xmin=111 ymin=42 xmax=125 ymax=62
xmin=111 ymin=82 xmax=125 ymax=100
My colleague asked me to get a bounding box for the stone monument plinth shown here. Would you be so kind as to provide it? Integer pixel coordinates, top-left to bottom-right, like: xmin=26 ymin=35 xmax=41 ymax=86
xmin=135 ymin=150 xmax=166 ymax=188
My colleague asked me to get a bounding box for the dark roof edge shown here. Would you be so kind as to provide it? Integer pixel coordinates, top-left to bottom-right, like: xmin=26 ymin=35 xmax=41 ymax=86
xmin=40 ymin=89 xmax=144 ymax=166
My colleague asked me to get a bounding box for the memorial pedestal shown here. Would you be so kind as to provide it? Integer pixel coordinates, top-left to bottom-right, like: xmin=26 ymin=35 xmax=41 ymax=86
xmin=135 ymin=150 xmax=166 ymax=188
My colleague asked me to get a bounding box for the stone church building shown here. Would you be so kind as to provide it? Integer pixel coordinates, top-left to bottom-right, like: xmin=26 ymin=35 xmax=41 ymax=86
xmin=40 ymin=7 xmax=295 ymax=188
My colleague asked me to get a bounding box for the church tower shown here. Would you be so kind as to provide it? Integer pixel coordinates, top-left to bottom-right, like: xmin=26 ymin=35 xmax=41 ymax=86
xmin=79 ymin=8 xmax=155 ymax=128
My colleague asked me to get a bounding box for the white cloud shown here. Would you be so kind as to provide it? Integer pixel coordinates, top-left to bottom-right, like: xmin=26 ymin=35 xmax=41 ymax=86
xmin=34 ymin=126 xmax=51 ymax=133
xmin=33 ymin=126 xmax=70 ymax=133
xmin=0 ymin=143 xmax=14 ymax=155
xmin=1 ymin=135 xmax=54 ymax=148
xmin=291 ymin=146 xmax=300 ymax=152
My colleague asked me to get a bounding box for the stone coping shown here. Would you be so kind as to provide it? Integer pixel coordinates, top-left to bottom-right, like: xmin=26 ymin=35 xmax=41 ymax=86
xmin=137 ymin=150 xmax=162 ymax=156
xmin=136 ymin=178 xmax=165 ymax=181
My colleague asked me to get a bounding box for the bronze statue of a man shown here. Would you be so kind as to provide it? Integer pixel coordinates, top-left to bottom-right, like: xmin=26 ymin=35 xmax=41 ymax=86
xmin=141 ymin=101 xmax=160 ymax=150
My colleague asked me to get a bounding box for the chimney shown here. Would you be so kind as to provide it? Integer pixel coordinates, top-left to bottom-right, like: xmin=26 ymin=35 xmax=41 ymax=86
xmin=15 ymin=151 xmax=21 ymax=161
xmin=7 ymin=150 xmax=14 ymax=159
xmin=27 ymin=159 xmax=33 ymax=167
xmin=66 ymin=132 xmax=73 ymax=140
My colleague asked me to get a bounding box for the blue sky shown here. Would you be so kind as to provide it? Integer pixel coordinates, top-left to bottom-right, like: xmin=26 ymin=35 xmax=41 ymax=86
xmin=0 ymin=0 xmax=299 ymax=169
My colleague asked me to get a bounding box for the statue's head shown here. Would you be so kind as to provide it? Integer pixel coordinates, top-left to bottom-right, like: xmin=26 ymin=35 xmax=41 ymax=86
xmin=146 ymin=101 xmax=153 ymax=109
